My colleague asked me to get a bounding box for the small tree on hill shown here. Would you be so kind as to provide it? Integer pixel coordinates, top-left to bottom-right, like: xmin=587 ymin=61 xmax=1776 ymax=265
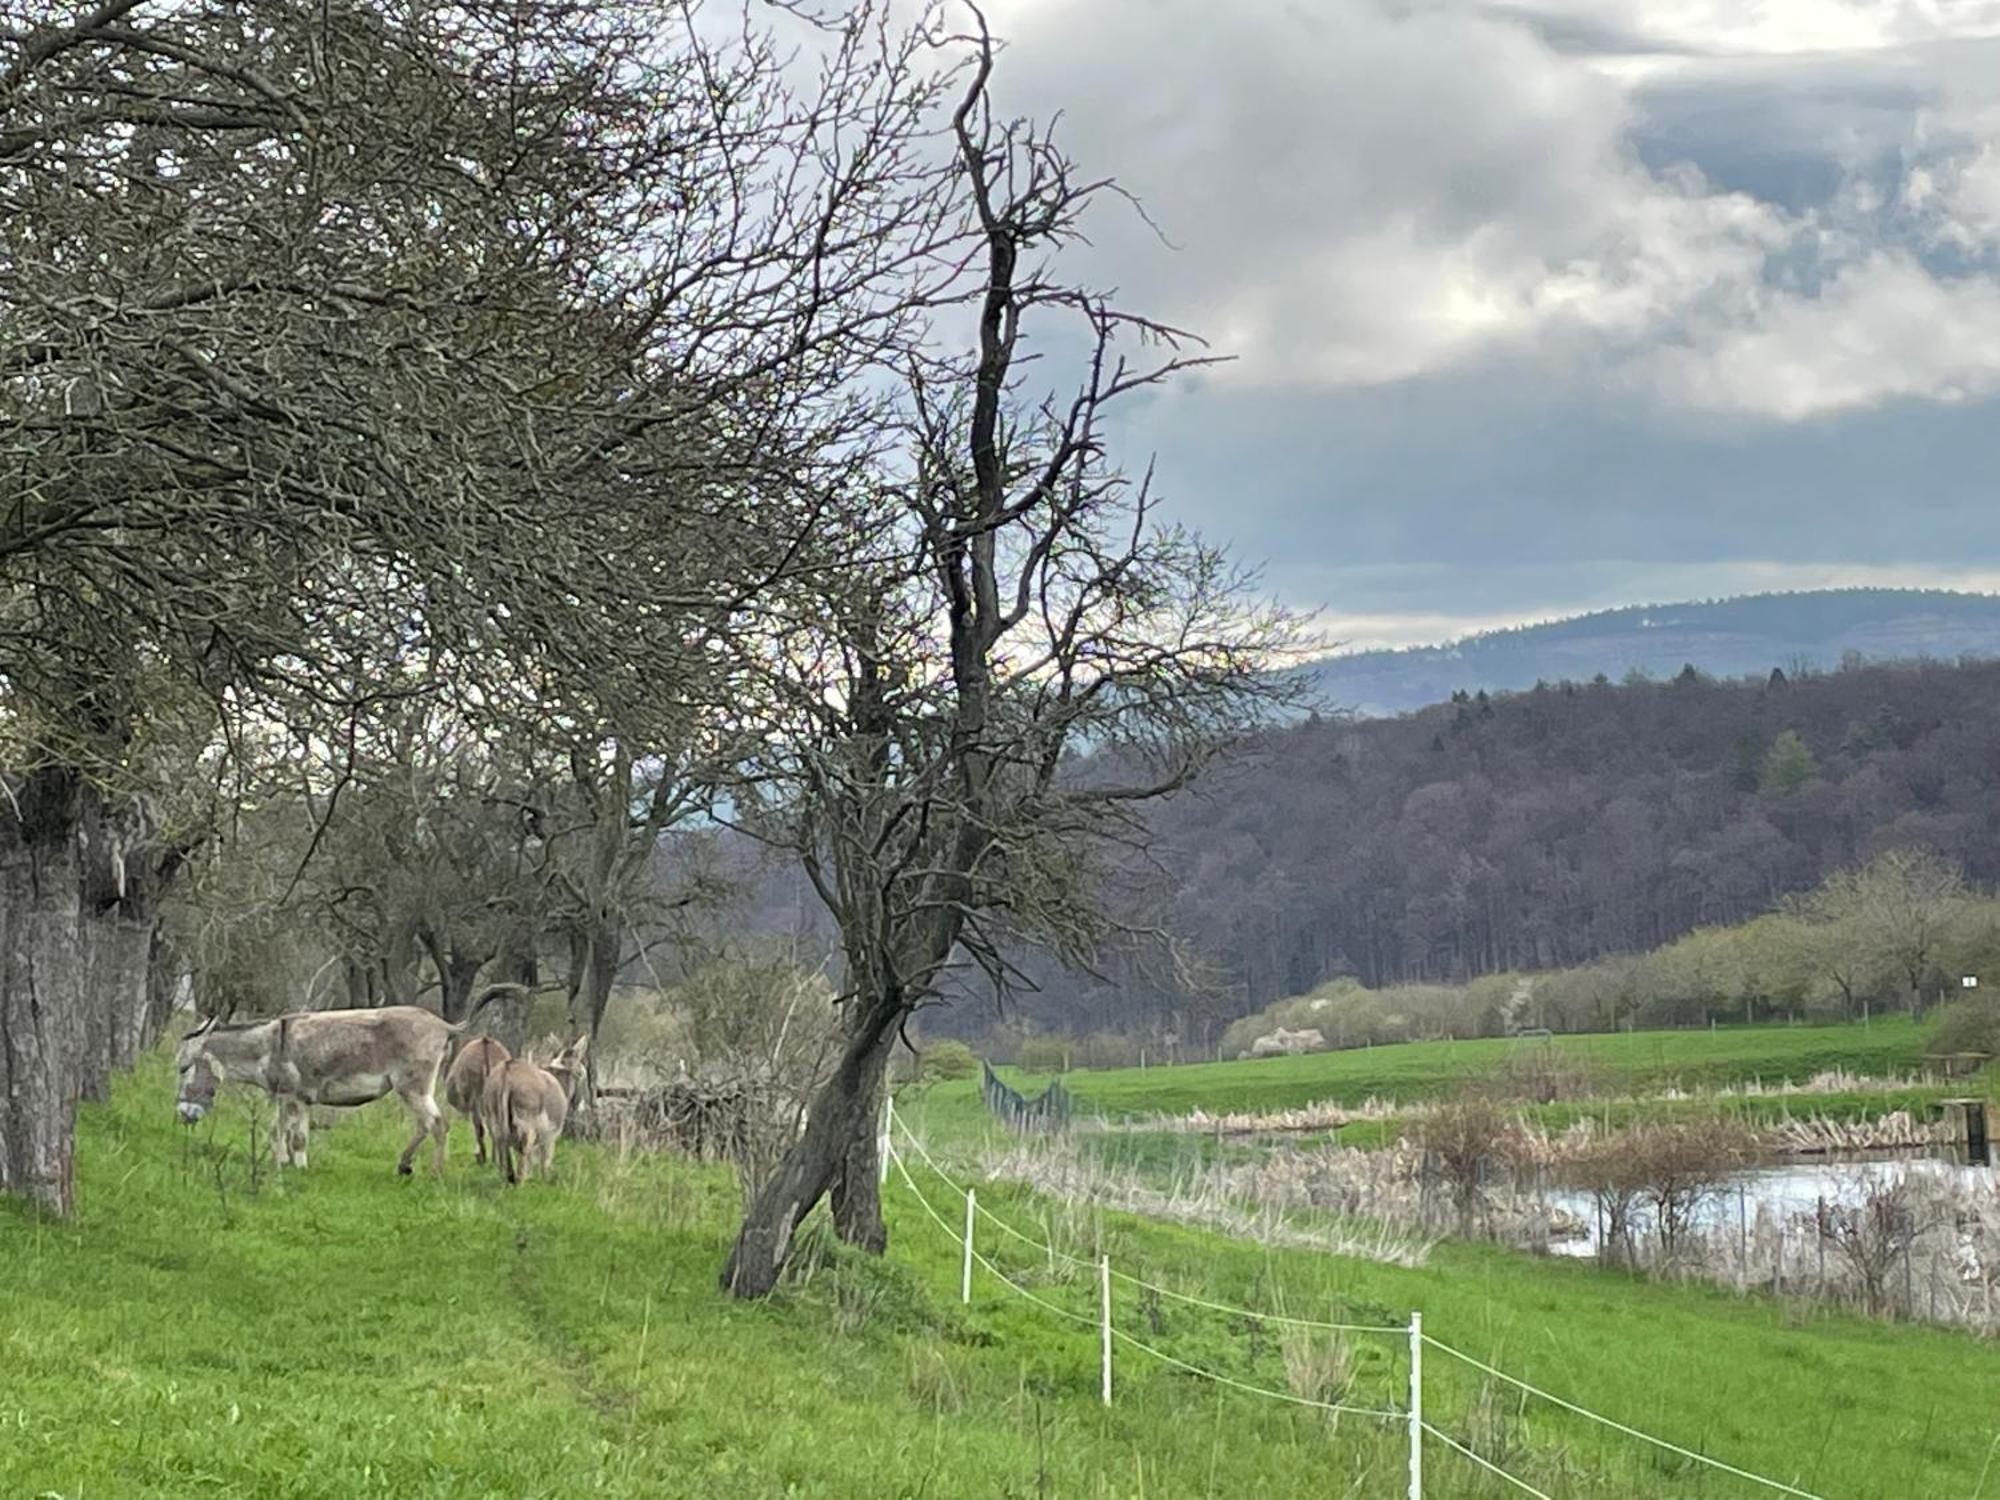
xmin=1757 ymin=730 xmax=1819 ymax=797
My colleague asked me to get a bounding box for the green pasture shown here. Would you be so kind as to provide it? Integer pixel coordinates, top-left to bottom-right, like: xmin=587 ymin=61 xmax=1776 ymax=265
xmin=1 ymin=1047 xmax=1992 ymax=1497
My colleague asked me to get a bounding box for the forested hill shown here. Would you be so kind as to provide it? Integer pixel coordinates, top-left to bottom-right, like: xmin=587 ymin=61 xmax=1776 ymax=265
xmin=1303 ymin=588 xmax=2000 ymax=716
xmin=978 ymin=655 xmax=2000 ymax=1040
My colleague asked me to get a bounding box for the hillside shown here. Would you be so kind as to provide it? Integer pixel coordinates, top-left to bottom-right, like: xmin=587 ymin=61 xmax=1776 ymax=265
xmin=962 ymin=654 xmax=2000 ymax=1044
xmin=8 ymin=1053 xmax=2000 ymax=1496
xmin=1302 ymin=588 xmax=2000 ymax=716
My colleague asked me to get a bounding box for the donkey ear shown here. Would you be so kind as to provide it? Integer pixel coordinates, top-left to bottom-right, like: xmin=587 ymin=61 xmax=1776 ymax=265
xmin=190 ymin=1014 xmax=218 ymax=1040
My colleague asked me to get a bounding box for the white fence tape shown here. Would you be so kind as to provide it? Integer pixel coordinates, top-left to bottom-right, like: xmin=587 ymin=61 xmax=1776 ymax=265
xmin=1419 ymin=1422 xmax=1554 ymax=1499
xmin=1421 ymin=1335 xmax=1825 ymax=1499
xmin=886 ymin=1116 xmax=1834 ymax=1500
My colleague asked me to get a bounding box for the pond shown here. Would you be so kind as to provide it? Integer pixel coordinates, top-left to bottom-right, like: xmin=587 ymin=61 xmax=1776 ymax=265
xmin=1544 ymin=1148 xmax=2000 ymax=1259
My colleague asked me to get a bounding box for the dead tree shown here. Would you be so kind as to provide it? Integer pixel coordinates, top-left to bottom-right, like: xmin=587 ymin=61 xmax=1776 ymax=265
xmin=720 ymin=13 xmax=1298 ymax=1296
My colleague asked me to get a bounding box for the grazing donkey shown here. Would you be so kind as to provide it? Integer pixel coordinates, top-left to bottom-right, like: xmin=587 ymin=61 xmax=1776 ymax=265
xmin=174 ymin=988 xmax=516 ymax=1174
xmin=481 ymin=1036 xmax=589 ymax=1185
xmin=443 ymin=1035 xmax=511 ymax=1165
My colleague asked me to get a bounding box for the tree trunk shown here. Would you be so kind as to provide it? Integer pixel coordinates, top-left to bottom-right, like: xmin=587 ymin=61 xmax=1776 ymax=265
xmin=437 ymin=947 xmax=487 ymax=1023
xmin=829 ymin=1029 xmax=891 ymax=1251
xmin=0 ymin=768 xmax=89 ymax=1216
xmin=144 ymin=929 xmax=183 ymax=1044
xmin=721 ymin=1001 xmax=900 ymax=1297
xmin=89 ymin=910 xmax=155 ymax=1087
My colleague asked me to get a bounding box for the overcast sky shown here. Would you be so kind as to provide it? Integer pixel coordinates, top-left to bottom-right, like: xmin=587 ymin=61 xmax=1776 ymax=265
xmin=976 ymin=0 xmax=2000 ymax=649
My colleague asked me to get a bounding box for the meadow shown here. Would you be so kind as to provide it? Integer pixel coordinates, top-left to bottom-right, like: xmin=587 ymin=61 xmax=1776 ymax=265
xmin=3 ymin=1043 xmax=1997 ymax=1498
xmin=973 ymin=1016 xmax=1936 ymax=1121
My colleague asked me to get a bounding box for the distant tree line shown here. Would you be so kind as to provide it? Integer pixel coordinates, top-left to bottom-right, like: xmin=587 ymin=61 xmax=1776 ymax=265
xmin=941 ymin=657 xmax=2000 ymax=1049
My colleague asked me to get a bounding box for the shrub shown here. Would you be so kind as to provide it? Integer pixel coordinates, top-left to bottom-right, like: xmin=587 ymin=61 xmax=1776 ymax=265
xmin=1568 ymin=1120 xmax=1756 ymax=1262
xmin=919 ymin=1039 xmax=978 ymax=1081
xmin=1016 ymin=1036 xmax=1070 ymax=1074
xmin=1928 ymin=997 xmax=2000 ymax=1058
xmin=1412 ymin=1094 xmax=1521 ymax=1230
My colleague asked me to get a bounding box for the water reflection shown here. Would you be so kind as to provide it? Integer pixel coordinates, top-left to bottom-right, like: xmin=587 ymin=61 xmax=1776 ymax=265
xmin=1546 ymin=1149 xmax=2000 ymax=1259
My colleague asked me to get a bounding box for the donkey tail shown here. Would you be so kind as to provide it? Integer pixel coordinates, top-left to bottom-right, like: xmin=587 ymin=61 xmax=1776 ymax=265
xmin=497 ymin=1078 xmax=518 ymax=1185
xmin=446 ymin=982 xmax=530 ymax=1035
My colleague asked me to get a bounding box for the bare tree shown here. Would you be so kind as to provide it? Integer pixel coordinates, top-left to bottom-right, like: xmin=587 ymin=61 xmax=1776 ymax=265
xmin=1413 ymin=1095 xmax=1519 ymax=1233
xmin=0 ymin=0 xmax=966 ymax=1213
xmin=719 ymin=15 xmax=1298 ymax=1296
xmin=1816 ymin=1174 xmax=1934 ymax=1317
xmin=1794 ymin=849 xmax=1966 ymax=1015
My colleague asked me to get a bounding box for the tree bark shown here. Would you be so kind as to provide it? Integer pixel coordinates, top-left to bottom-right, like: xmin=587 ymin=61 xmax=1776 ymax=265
xmin=721 ymin=1000 xmax=900 ymax=1297
xmin=435 ymin=944 xmax=488 ymax=1024
xmin=0 ymin=768 xmax=89 ymax=1216
xmin=829 ymin=1028 xmax=891 ymax=1251
xmin=144 ymin=928 xmax=182 ymax=1044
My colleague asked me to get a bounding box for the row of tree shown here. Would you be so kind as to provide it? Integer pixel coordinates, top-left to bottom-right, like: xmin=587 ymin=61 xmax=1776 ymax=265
xmin=0 ymin=1 xmax=1287 ymax=1297
xmin=951 ymin=656 xmax=2000 ymax=1047
xmin=1205 ymin=848 xmax=1989 ymax=1056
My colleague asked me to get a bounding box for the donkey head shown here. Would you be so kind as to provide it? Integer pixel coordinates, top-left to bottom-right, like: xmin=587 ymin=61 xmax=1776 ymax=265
xmin=174 ymin=1017 xmax=223 ymax=1124
xmin=550 ymin=1034 xmax=590 ymax=1107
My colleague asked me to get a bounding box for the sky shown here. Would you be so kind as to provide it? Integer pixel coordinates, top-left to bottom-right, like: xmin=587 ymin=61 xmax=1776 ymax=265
xmin=978 ymin=0 xmax=2000 ymax=649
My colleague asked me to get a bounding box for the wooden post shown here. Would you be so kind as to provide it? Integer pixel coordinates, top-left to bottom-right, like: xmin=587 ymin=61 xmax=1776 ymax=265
xmin=962 ymin=1188 xmax=975 ymax=1305
xmin=1737 ymin=1184 xmax=1748 ymax=1293
xmin=1407 ymin=1310 xmax=1423 ymax=1499
xmin=1099 ymin=1255 xmax=1113 ymax=1407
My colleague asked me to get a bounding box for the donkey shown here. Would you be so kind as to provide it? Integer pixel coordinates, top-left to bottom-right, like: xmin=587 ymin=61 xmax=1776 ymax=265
xmin=481 ymin=1036 xmax=589 ymax=1185
xmin=443 ymin=1035 xmax=511 ymax=1165
xmin=174 ymin=988 xmax=517 ymax=1174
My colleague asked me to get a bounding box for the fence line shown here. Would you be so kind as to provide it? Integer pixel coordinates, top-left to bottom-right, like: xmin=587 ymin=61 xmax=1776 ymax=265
xmin=1418 ymin=1422 xmax=1554 ymax=1499
xmin=888 ymin=1113 xmax=1837 ymax=1500
xmin=1108 ymin=1320 xmax=1404 ymax=1423
xmin=1421 ymin=1335 xmax=1825 ymax=1499
xmin=889 ymin=1141 xmax=1404 ymax=1424
xmin=895 ymin=1117 xmax=1405 ymax=1334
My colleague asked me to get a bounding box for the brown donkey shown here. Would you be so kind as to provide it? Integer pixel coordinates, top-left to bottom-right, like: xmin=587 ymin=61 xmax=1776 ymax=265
xmin=443 ymin=1035 xmax=512 ymax=1165
xmin=482 ymin=1036 xmax=588 ymax=1184
xmin=173 ymin=987 xmax=519 ymax=1174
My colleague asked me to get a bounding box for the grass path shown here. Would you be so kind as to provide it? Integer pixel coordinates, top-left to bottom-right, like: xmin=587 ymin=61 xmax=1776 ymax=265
xmin=2 ymin=1051 xmax=1995 ymax=1497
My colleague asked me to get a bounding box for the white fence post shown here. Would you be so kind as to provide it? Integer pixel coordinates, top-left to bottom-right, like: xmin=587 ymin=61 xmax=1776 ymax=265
xmin=1407 ymin=1311 xmax=1423 ymax=1500
xmin=878 ymin=1094 xmax=893 ymax=1185
xmin=1100 ymin=1254 xmax=1113 ymax=1407
xmin=962 ymin=1188 xmax=976 ymax=1304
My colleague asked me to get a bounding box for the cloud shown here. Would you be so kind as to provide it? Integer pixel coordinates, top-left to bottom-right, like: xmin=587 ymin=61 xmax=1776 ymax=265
xmin=982 ymin=0 xmax=2000 ymax=422
xmin=949 ymin=1 xmax=2000 ymax=639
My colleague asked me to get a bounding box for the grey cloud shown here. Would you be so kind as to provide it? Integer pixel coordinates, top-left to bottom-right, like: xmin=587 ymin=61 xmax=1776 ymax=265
xmin=972 ymin=0 xmax=2000 ymax=644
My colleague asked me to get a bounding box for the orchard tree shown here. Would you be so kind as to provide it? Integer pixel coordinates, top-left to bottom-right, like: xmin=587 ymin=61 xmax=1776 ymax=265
xmin=1794 ymin=849 xmax=1966 ymax=1015
xmin=720 ymin=17 xmax=1298 ymax=1296
xmin=0 ymin=0 xmax=963 ymax=1214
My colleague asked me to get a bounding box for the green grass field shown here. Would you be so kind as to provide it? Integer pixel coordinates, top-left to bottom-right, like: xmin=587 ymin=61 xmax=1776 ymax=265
xmin=973 ymin=1017 xmax=1938 ymax=1124
xmin=3 ymin=1048 xmax=1995 ymax=1498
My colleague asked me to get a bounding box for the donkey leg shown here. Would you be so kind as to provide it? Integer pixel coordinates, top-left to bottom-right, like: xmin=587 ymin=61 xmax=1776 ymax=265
xmin=270 ymin=1100 xmax=292 ymax=1168
xmin=471 ymin=1110 xmax=487 ymax=1166
xmin=395 ymin=1089 xmax=431 ymax=1176
xmin=287 ymin=1099 xmax=310 ymax=1169
xmin=428 ymin=1097 xmax=449 ymax=1177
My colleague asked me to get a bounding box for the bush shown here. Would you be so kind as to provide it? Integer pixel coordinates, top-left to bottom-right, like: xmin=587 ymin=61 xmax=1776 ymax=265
xmin=1412 ymin=1095 xmax=1521 ymax=1229
xmin=1016 ymin=1036 xmax=1070 ymax=1074
xmin=1928 ymin=997 xmax=2000 ymax=1058
xmin=1568 ymin=1119 xmax=1757 ymax=1262
xmin=1072 ymin=1030 xmax=1142 ymax=1070
xmin=919 ymin=1039 xmax=978 ymax=1081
